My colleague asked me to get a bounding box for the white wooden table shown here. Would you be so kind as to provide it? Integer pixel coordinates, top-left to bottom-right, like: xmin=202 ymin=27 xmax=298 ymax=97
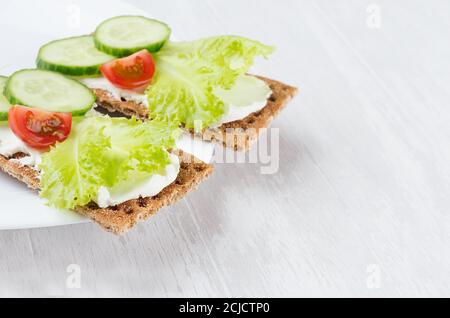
xmin=1 ymin=0 xmax=449 ymax=297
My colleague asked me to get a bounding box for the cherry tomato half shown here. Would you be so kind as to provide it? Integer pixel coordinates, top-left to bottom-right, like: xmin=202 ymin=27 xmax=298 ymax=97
xmin=100 ymin=49 xmax=156 ymax=92
xmin=8 ymin=105 xmax=72 ymax=149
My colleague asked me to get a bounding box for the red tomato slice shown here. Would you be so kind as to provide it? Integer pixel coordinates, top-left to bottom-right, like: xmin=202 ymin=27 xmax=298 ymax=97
xmin=100 ymin=49 xmax=155 ymax=92
xmin=8 ymin=105 xmax=72 ymax=150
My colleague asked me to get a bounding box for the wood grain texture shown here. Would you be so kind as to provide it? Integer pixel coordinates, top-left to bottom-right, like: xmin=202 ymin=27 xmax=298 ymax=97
xmin=1 ymin=0 xmax=450 ymax=297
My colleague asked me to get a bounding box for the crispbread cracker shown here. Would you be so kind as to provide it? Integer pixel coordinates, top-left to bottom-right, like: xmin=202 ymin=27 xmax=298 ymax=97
xmin=0 ymin=150 xmax=213 ymax=234
xmin=94 ymin=76 xmax=298 ymax=151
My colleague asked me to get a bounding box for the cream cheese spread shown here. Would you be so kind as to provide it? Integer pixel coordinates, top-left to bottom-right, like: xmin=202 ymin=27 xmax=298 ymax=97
xmin=81 ymin=77 xmax=149 ymax=107
xmin=94 ymin=153 xmax=180 ymax=208
xmin=0 ymin=125 xmax=42 ymax=168
xmin=214 ymin=75 xmax=272 ymax=125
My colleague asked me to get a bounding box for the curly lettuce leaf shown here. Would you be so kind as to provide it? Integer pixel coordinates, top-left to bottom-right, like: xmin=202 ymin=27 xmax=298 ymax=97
xmin=39 ymin=116 xmax=179 ymax=210
xmin=147 ymin=36 xmax=274 ymax=130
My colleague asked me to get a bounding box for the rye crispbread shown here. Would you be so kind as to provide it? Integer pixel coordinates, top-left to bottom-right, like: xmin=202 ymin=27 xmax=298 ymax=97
xmin=94 ymin=76 xmax=298 ymax=151
xmin=0 ymin=150 xmax=213 ymax=234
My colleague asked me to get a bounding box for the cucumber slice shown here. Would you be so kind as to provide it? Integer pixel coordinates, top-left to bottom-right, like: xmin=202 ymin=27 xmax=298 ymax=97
xmin=94 ymin=16 xmax=171 ymax=57
xmin=0 ymin=76 xmax=11 ymax=121
xmin=4 ymin=69 xmax=95 ymax=116
xmin=37 ymin=35 xmax=115 ymax=76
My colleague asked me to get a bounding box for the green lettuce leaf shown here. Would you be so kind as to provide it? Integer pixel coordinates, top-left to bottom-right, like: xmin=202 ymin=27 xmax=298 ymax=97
xmin=39 ymin=116 xmax=179 ymax=210
xmin=147 ymin=36 xmax=274 ymax=130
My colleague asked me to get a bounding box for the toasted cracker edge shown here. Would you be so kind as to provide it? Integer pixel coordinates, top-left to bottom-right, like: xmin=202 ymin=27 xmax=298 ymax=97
xmin=94 ymin=76 xmax=298 ymax=151
xmin=0 ymin=150 xmax=213 ymax=234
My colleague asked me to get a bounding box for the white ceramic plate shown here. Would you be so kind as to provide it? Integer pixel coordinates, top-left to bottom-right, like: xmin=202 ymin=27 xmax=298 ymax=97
xmin=0 ymin=0 xmax=215 ymax=230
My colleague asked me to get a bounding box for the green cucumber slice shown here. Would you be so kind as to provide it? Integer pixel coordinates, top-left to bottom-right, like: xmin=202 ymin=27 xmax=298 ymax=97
xmin=4 ymin=69 xmax=95 ymax=116
xmin=36 ymin=35 xmax=115 ymax=76
xmin=94 ymin=16 xmax=171 ymax=57
xmin=0 ymin=76 xmax=11 ymax=121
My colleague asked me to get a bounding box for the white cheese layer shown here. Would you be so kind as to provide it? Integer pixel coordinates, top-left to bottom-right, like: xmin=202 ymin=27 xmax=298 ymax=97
xmin=95 ymin=153 xmax=180 ymax=208
xmin=214 ymin=75 xmax=272 ymax=125
xmin=0 ymin=125 xmax=42 ymax=168
xmin=81 ymin=77 xmax=149 ymax=107
xmin=176 ymin=133 xmax=215 ymax=164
